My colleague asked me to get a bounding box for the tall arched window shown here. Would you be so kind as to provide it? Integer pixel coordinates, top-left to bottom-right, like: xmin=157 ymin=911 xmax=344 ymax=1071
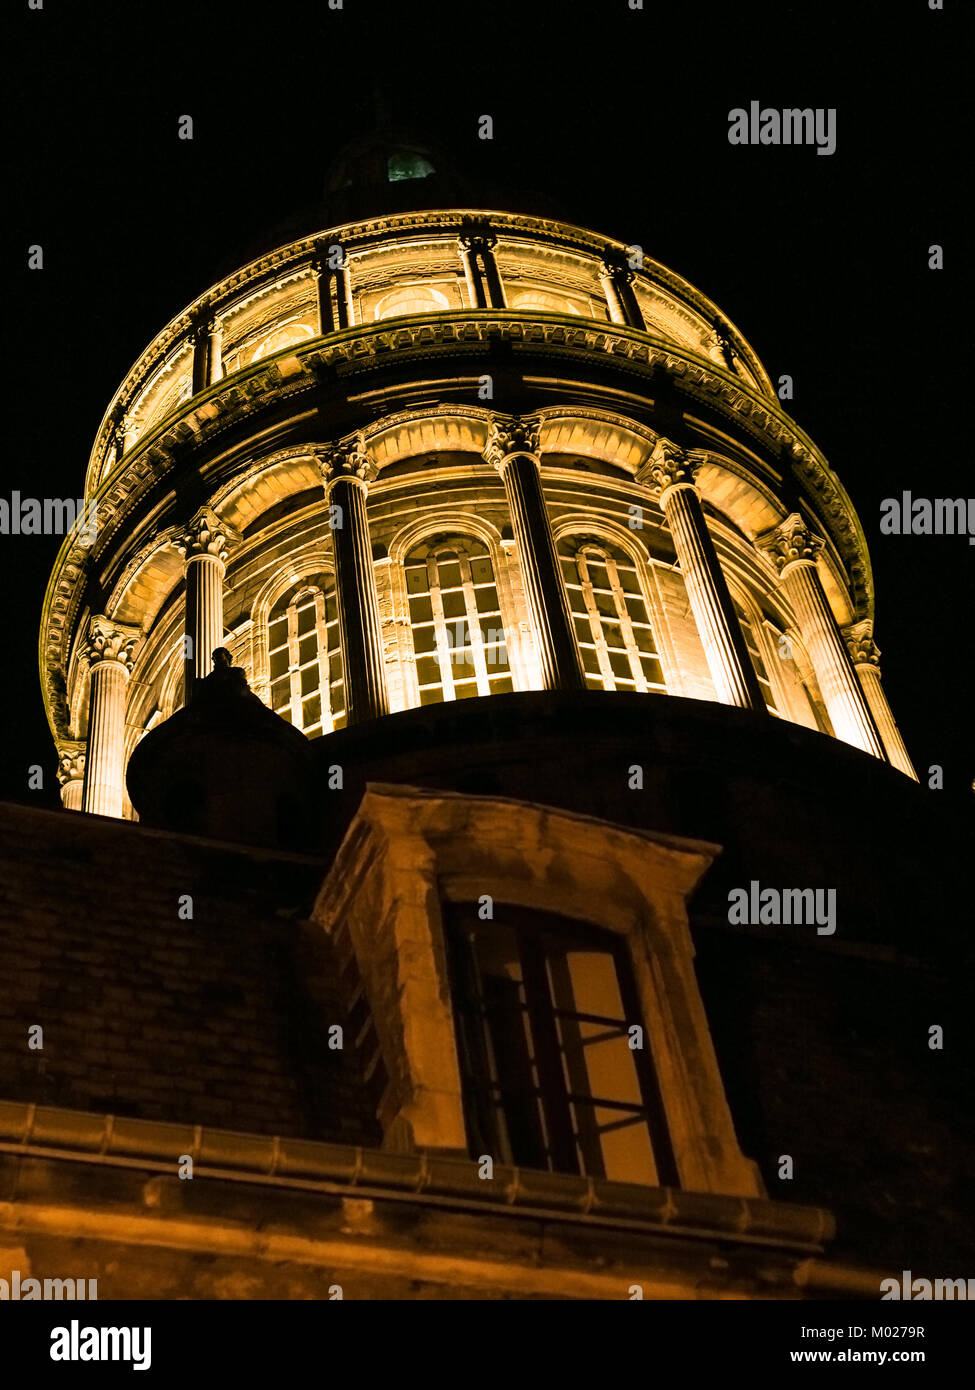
xmin=404 ymin=537 xmax=513 ymax=705
xmin=732 ymin=598 xmax=778 ymax=714
xmin=267 ymin=576 xmax=345 ymax=736
xmin=557 ymin=538 xmax=666 ymax=693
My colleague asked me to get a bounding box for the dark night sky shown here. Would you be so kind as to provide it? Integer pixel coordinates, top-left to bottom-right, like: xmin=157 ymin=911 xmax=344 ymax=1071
xmin=5 ymin=0 xmax=972 ymax=807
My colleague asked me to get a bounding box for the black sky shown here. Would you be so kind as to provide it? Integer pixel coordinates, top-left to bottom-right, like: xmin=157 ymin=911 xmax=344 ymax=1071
xmin=5 ymin=0 xmax=972 ymax=806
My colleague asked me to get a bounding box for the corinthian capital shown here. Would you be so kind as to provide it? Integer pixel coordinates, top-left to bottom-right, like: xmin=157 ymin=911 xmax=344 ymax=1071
xmin=598 ymin=256 xmax=634 ymax=286
xmin=173 ymin=507 xmax=240 ymax=565
xmin=81 ymin=615 xmax=141 ymax=672
xmin=458 ymin=217 xmax=497 ymax=253
xmin=317 ymin=433 xmax=377 ymax=493
xmin=757 ymin=513 xmax=825 ymax=576
xmin=56 ymin=739 xmax=86 ymax=786
xmin=635 ymin=437 xmax=699 ymax=496
xmin=482 ymin=414 xmax=543 ymax=470
xmin=843 ymin=619 xmax=881 ymax=668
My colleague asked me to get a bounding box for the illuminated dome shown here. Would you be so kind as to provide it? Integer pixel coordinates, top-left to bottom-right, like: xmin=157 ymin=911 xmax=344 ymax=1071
xmin=41 ymin=205 xmax=916 ymax=820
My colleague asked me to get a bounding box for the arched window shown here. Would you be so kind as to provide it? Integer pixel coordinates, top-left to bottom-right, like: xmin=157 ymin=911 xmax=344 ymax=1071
xmin=267 ymin=577 xmax=345 ymax=736
xmin=557 ymin=538 xmax=666 ymax=693
xmin=251 ymin=320 xmax=315 ymax=363
xmin=732 ymin=598 xmax=778 ymax=714
xmin=508 ymin=289 xmax=581 ymax=315
xmin=404 ymin=537 xmax=513 ymax=705
xmin=375 ymin=284 xmax=451 ymax=321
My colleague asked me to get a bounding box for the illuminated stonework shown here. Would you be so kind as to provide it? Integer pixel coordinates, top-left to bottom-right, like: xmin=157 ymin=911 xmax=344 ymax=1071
xmin=40 ymin=207 xmax=917 ymax=817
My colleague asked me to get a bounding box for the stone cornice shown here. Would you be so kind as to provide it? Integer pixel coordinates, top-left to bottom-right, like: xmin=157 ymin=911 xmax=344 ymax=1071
xmin=41 ymin=314 xmax=872 ymax=740
xmin=84 ymin=209 xmax=776 ymax=496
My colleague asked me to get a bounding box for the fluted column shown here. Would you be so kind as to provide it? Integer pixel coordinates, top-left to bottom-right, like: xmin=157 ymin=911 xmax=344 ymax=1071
xmin=843 ymin=620 xmax=918 ymax=779
xmin=173 ymin=508 xmax=240 ymax=704
xmin=484 ymin=415 xmax=584 ymax=692
xmin=459 ymin=224 xmax=506 ymax=309
xmin=56 ymin=740 xmax=86 ymax=811
xmin=758 ymin=514 xmax=886 ymax=759
xmin=598 ymin=258 xmax=644 ymax=329
xmin=81 ymin=616 xmax=141 ymax=817
xmin=319 ymin=435 xmax=390 ymax=724
xmin=638 ymin=441 xmax=765 ymax=711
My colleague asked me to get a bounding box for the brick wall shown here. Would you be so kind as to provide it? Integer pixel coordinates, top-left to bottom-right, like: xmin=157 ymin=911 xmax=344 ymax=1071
xmin=0 ymin=802 xmax=379 ymax=1146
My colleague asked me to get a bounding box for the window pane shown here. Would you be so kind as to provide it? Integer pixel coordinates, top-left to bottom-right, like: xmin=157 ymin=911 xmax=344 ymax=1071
xmin=442 ymin=589 xmax=466 ymax=620
xmin=409 ymin=593 xmax=434 ymax=623
xmin=475 ymin=586 xmax=500 ymax=614
xmin=446 ymin=904 xmax=675 ymax=1187
xmin=470 ymin=557 xmax=494 ymax=585
xmin=412 ymin=623 xmax=437 ymax=654
xmin=641 ymin=656 xmax=665 ymax=686
xmin=406 ymin=565 xmax=428 ymax=594
xmin=415 ymin=656 xmax=443 ymax=687
xmin=269 ymin=648 xmax=289 ymax=680
xmin=438 ymin=560 xmax=462 ymax=588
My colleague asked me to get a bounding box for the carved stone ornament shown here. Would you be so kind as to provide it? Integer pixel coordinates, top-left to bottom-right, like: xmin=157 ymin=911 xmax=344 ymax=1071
xmin=843 ymin=619 xmax=881 ymax=668
xmin=635 ymin=437 xmax=697 ymax=495
xmin=173 ymin=507 xmax=239 ymax=565
xmin=317 ymin=433 xmax=377 ymax=492
xmin=56 ymin=740 xmax=86 ymax=786
xmin=757 ymin=513 xmax=826 ymax=575
xmin=482 ymin=414 xmax=543 ymax=470
xmin=80 ymin=615 xmax=141 ymax=671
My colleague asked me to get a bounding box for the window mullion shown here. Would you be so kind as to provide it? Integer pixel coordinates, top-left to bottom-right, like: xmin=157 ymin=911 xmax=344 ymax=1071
xmin=460 ymin=553 xmax=491 ymax=695
xmin=428 ymin=557 xmax=455 ymax=701
xmin=313 ymin=589 xmax=333 ymax=732
xmin=286 ymin=602 xmax=302 ymax=727
xmin=517 ymin=929 xmax=579 ymax=1175
xmin=578 ymin=552 xmax=615 ymax=688
xmin=606 ymin=558 xmax=648 ymax=692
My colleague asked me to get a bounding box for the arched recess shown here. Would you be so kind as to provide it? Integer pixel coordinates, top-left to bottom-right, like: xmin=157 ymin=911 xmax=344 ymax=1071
xmin=250 ymin=547 xmax=338 ymax=712
xmin=724 ymin=576 xmax=830 ymax=735
xmin=388 ymin=510 xmax=533 ymax=706
xmin=551 ymin=514 xmax=682 ymax=698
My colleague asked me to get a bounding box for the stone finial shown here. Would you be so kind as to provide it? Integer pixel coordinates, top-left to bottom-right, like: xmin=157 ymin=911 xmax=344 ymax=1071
xmin=482 ymin=414 xmax=543 ymax=470
xmin=757 ymin=512 xmax=826 ymax=576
